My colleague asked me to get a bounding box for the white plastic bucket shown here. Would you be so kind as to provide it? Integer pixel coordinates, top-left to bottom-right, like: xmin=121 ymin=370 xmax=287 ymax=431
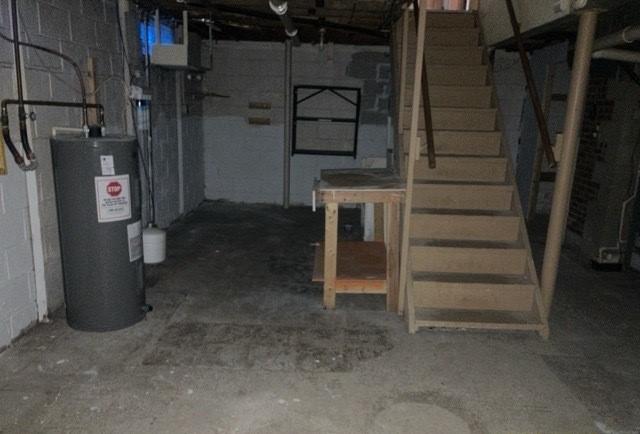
xmin=143 ymin=226 xmax=166 ymax=264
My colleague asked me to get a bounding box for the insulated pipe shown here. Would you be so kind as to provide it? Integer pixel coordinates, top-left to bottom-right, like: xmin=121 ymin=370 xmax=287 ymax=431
xmin=593 ymin=25 xmax=640 ymax=52
xmin=540 ymin=10 xmax=599 ymax=318
xmin=269 ymin=0 xmax=300 ymax=43
xmin=592 ymin=48 xmax=640 ymax=63
xmin=283 ymin=39 xmax=292 ymax=209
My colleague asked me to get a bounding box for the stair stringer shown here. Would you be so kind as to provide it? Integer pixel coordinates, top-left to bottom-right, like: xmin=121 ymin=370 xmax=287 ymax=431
xmin=396 ymin=10 xmax=549 ymax=337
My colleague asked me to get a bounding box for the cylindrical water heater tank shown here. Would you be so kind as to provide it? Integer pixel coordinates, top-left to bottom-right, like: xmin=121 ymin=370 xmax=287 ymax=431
xmin=51 ymin=136 xmax=146 ymax=332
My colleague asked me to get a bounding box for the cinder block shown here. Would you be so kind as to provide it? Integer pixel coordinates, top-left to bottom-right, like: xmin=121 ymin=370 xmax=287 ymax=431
xmin=37 ymin=3 xmax=70 ymax=40
xmin=70 ymin=15 xmax=96 ymax=46
xmin=23 ymin=69 xmax=51 ymax=100
xmin=0 ymin=252 xmax=9 ymax=285
xmin=5 ymin=242 xmax=33 ymax=281
xmin=0 ymin=209 xmax=28 ymax=250
xmin=24 ymin=34 xmax=62 ymax=71
xmin=81 ymin=0 xmax=104 ymax=22
xmin=10 ymin=303 xmax=37 ymax=339
xmin=0 ymin=317 xmax=11 ymax=349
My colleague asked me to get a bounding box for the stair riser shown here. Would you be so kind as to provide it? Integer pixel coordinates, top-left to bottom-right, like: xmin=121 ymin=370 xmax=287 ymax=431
xmin=403 ymin=48 xmax=484 ymax=66
xmin=411 ymin=215 xmax=520 ymax=242
xmin=427 ymin=48 xmax=484 ymax=65
xmin=411 ymin=247 xmax=528 ymax=275
xmin=414 ymin=158 xmax=508 ymax=182
xmin=405 ymin=86 xmax=492 ymax=108
xmin=412 ymin=185 xmax=514 ymax=211
xmin=402 ymin=131 xmax=502 ymax=156
xmin=413 ymin=282 xmax=535 ymax=311
xmin=407 ymin=29 xmax=480 ymax=47
xmin=406 ymin=66 xmax=488 ymax=86
xmin=425 ymin=14 xmax=477 ymax=28
xmin=404 ymin=108 xmax=497 ymax=131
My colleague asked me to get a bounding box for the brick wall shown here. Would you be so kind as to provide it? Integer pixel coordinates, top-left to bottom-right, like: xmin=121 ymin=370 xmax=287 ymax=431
xmin=202 ymin=41 xmax=390 ymax=205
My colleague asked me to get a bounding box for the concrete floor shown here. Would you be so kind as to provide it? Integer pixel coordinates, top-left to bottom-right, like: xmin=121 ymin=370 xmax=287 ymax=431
xmin=1 ymin=201 xmax=639 ymax=434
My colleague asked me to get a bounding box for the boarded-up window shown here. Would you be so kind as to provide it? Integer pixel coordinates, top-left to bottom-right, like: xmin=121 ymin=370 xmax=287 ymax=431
xmin=292 ymin=86 xmax=361 ymax=157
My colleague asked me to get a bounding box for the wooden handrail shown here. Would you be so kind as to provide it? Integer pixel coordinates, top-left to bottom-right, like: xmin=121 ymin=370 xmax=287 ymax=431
xmin=505 ymin=0 xmax=557 ymax=167
xmin=411 ymin=0 xmax=436 ymax=169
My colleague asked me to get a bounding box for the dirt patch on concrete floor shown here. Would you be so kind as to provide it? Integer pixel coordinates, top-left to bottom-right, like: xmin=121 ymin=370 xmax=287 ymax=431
xmin=142 ymin=321 xmax=393 ymax=372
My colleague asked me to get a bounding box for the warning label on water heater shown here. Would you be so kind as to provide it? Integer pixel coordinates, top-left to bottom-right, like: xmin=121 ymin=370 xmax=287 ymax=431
xmin=95 ymin=175 xmax=132 ymax=223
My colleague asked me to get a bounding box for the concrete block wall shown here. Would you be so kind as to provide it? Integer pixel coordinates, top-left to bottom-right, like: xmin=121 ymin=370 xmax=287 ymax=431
xmin=0 ymin=0 xmax=126 ymax=349
xmin=202 ymin=41 xmax=390 ymax=205
xmin=0 ymin=1 xmax=205 ymax=349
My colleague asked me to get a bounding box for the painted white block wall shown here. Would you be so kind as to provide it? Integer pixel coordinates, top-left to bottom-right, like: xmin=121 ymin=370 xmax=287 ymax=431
xmin=0 ymin=1 xmax=205 ymax=349
xmin=0 ymin=0 xmax=129 ymax=349
xmin=202 ymin=41 xmax=390 ymax=205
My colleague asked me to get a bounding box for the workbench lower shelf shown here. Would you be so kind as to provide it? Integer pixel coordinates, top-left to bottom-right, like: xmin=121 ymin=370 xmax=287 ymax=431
xmin=312 ymin=241 xmax=387 ymax=294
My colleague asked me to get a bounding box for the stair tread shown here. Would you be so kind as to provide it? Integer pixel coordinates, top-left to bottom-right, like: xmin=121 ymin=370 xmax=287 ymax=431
xmin=412 ymin=208 xmax=516 ymax=217
xmin=410 ymin=239 xmax=523 ymax=249
xmin=412 ymin=155 xmax=506 ymax=161
xmin=414 ymin=307 xmax=544 ymax=329
xmin=405 ymin=128 xmax=501 ymax=134
xmin=413 ymin=271 xmax=532 ymax=285
xmin=405 ymin=152 xmax=503 ymax=158
xmin=414 ymin=180 xmax=511 ymax=186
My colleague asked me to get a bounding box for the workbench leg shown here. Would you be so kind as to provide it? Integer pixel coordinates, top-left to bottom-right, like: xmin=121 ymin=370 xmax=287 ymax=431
xmin=323 ymin=203 xmax=338 ymax=309
xmin=386 ymin=202 xmax=401 ymax=313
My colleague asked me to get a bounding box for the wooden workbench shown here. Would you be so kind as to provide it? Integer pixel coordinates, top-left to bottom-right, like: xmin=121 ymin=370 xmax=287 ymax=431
xmin=312 ymin=169 xmax=405 ymax=312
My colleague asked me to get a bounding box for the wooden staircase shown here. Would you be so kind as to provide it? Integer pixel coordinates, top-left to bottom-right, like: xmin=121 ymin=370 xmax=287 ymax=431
xmin=392 ymin=7 xmax=548 ymax=336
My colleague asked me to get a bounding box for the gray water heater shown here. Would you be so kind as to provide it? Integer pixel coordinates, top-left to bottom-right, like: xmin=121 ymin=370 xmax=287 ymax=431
xmin=51 ymin=136 xmax=146 ymax=332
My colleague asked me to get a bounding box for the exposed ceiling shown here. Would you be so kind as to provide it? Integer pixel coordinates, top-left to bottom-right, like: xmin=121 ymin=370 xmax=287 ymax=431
xmin=136 ymin=0 xmax=398 ymax=45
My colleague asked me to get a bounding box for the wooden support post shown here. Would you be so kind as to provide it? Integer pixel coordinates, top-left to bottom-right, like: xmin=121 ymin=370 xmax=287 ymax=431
xmin=386 ymin=202 xmax=401 ymax=313
xmin=323 ymin=202 xmax=338 ymax=309
xmin=85 ymin=57 xmax=98 ymax=126
xmin=399 ymin=1 xmax=427 ymax=316
xmin=540 ymin=10 xmax=599 ymax=317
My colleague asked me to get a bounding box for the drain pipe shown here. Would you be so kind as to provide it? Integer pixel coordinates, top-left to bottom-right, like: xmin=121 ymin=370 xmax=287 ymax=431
xmin=269 ymin=0 xmax=300 ymax=45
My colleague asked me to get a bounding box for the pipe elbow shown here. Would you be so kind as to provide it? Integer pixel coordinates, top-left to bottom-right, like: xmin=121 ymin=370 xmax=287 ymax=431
xmin=269 ymin=0 xmax=288 ymax=16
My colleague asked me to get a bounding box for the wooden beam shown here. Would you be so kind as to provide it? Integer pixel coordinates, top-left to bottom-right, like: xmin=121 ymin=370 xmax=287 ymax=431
xmin=323 ymin=202 xmax=338 ymax=309
xmin=398 ymin=1 xmax=427 ymax=319
xmin=386 ymin=202 xmax=401 ymax=313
